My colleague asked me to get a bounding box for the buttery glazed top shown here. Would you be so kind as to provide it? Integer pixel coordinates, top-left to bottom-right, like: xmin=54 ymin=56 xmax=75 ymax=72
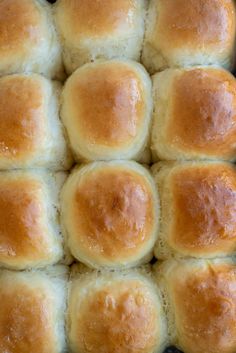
xmin=0 ymin=75 xmax=45 ymax=161
xmin=55 ymin=0 xmax=138 ymax=41
xmin=0 ymin=276 xmax=55 ymax=353
xmin=73 ymin=279 xmax=159 ymax=353
xmin=170 ymin=262 xmax=236 ymax=353
xmin=71 ymin=166 xmax=154 ymax=262
xmin=155 ymin=0 xmax=235 ymax=52
xmin=64 ymin=62 xmax=145 ymax=148
xmin=169 ymin=164 xmax=236 ymax=255
xmin=168 ymin=69 xmax=236 ymax=158
xmin=0 ymin=176 xmax=51 ymax=263
xmin=0 ymin=0 xmax=45 ymax=59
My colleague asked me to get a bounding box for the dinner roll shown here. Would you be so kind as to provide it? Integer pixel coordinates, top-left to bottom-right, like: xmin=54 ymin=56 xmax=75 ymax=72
xmin=54 ymin=0 xmax=147 ymax=74
xmin=0 ymin=266 xmax=67 ymax=353
xmin=142 ymin=0 xmax=236 ymax=73
xmin=61 ymin=161 xmax=159 ymax=269
xmin=151 ymin=67 xmax=236 ymax=161
xmin=0 ymin=170 xmax=67 ymax=270
xmin=152 ymin=161 xmax=236 ymax=260
xmin=0 ymin=0 xmax=63 ymax=79
xmin=68 ymin=266 xmax=168 ymax=353
xmin=61 ymin=60 xmax=152 ymax=162
xmin=155 ymin=259 xmax=236 ymax=353
xmin=0 ymin=74 xmax=72 ymax=170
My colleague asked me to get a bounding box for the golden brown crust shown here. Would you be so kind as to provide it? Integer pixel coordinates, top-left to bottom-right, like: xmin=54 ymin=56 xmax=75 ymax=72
xmin=72 ymin=167 xmax=154 ymax=260
xmin=0 ymin=0 xmax=43 ymax=58
xmin=73 ymin=280 xmax=159 ymax=353
xmin=156 ymin=0 xmax=236 ymax=51
xmin=68 ymin=62 xmax=145 ymax=147
xmin=56 ymin=0 xmax=137 ymax=38
xmin=0 ymin=178 xmax=50 ymax=263
xmin=168 ymin=69 xmax=236 ymax=158
xmin=0 ymin=75 xmax=45 ymax=161
xmin=0 ymin=279 xmax=55 ymax=353
xmin=171 ymin=262 xmax=236 ymax=353
xmin=170 ymin=164 xmax=236 ymax=254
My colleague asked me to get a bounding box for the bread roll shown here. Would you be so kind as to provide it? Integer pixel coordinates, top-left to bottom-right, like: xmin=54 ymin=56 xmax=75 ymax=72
xmin=0 ymin=266 xmax=67 ymax=353
xmin=151 ymin=67 xmax=236 ymax=161
xmin=0 ymin=170 xmax=67 ymax=270
xmin=61 ymin=161 xmax=159 ymax=269
xmin=0 ymin=0 xmax=63 ymax=79
xmin=54 ymin=0 xmax=147 ymax=74
xmin=142 ymin=0 xmax=236 ymax=73
xmin=0 ymin=74 xmax=72 ymax=170
xmin=68 ymin=266 xmax=168 ymax=353
xmin=152 ymin=161 xmax=236 ymax=260
xmin=61 ymin=60 xmax=152 ymax=163
xmin=154 ymin=259 xmax=236 ymax=353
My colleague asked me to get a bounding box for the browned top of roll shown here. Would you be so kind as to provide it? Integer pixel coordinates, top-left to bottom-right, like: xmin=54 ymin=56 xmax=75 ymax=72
xmin=0 ymin=177 xmax=49 ymax=262
xmin=74 ymin=280 xmax=159 ymax=353
xmin=156 ymin=0 xmax=235 ymax=51
xmin=55 ymin=0 xmax=138 ymax=39
xmin=170 ymin=164 xmax=236 ymax=253
xmin=0 ymin=75 xmax=45 ymax=161
xmin=0 ymin=278 xmax=55 ymax=353
xmin=65 ymin=62 xmax=145 ymax=147
xmin=72 ymin=167 xmax=154 ymax=260
xmin=0 ymin=0 xmax=44 ymax=59
xmin=172 ymin=262 xmax=236 ymax=353
xmin=167 ymin=68 xmax=236 ymax=158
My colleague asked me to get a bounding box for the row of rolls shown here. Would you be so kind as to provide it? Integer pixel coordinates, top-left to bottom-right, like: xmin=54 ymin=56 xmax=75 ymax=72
xmin=1 ymin=260 xmax=235 ymax=353
xmin=1 ymin=158 xmax=235 ymax=270
xmin=1 ymin=62 xmax=236 ymax=168
xmin=1 ymin=1 xmax=236 ymax=353
xmin=1 ymin=0 xmax=236 ymax=78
